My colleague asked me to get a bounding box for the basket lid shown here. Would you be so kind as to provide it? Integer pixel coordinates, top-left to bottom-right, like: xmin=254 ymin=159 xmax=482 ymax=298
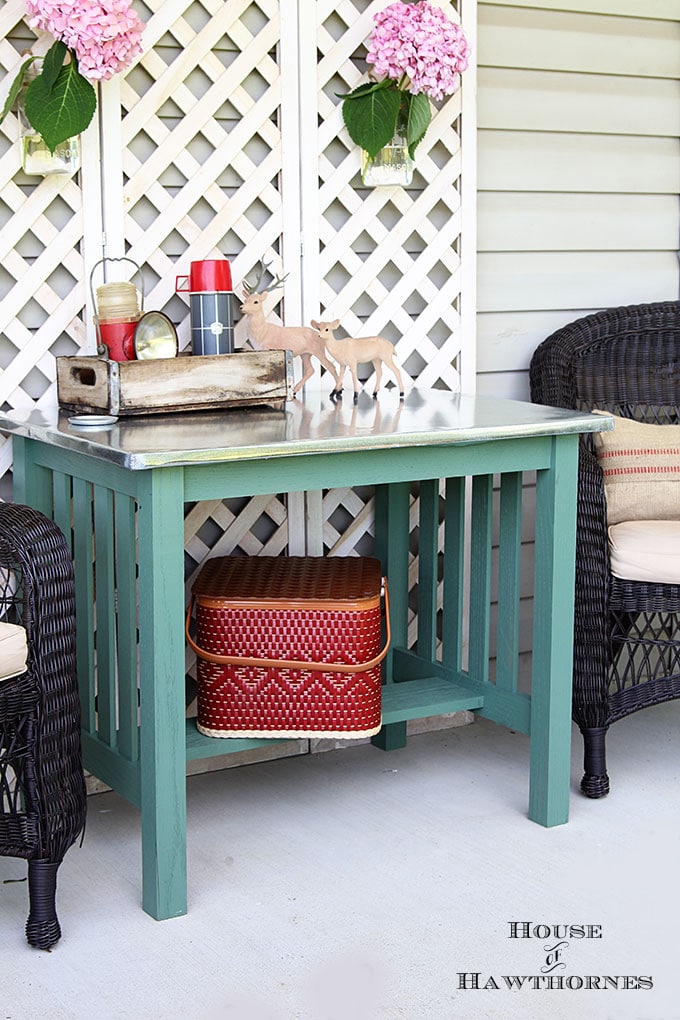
xmin=192 ymin=556 xmax=382 ymax=604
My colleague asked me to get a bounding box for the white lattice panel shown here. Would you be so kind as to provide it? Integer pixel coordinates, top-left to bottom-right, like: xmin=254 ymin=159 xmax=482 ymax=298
xmin=1 ymin=0 xmax=476 ymax=671
xmin=0 ymin=4 xmax=86 ymax=438
xmin=112 ymin=0 xmax=289 ymax=335
xmin=306 ymin=0 xmax=467 ymax=392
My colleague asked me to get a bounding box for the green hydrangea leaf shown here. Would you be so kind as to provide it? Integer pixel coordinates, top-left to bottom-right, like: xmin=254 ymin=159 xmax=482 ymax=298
xmin=0 ymin=57 xmax=37 ymax=125
xmin=24 ymin=58 xmax=96 ymax=153
xmin=405 ymin=93 xmax=431 ymax=158
xmin=336 ymin=80 xmax=392 ymax=100
xmin=41 ymin=40 xmax=68 ymax=91
xmin=342 ymin=86 xmax=402 ymax=160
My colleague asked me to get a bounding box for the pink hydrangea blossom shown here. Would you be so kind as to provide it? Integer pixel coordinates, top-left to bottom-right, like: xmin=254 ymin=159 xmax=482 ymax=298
xmin=366 ymin=1 xmax=470 ymax=101
xmin=24 ymin=0 xmax=144 ymax=81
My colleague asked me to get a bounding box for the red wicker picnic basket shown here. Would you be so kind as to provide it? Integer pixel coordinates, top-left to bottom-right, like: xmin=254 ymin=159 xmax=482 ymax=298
xmin=186 ymin=556 xmax=390 ymax=739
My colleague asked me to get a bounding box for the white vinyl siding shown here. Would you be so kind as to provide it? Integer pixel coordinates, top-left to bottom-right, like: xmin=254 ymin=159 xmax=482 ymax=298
xmin=476 ymin=0 xmax=680 ymax=401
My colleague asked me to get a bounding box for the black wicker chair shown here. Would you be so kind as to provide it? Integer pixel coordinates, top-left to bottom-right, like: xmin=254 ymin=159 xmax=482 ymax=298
xmin=529 ymin=300 xmax=680 ymax=797
xmin=0 ymin=502 xmax=86 ymax=948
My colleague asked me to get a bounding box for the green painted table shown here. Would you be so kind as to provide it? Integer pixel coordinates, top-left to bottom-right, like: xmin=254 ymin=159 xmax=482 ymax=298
xmin=0 ymin=388 xmax=609 ymax=920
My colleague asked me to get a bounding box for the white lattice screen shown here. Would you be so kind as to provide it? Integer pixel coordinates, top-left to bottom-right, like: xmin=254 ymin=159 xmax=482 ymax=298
xmin=1 ymin=0 xmax=476 ymax=676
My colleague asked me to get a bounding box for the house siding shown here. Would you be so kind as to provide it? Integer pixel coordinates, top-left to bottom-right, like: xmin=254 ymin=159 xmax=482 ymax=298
xmin=476 ymin=0 xmax=680 ymax=402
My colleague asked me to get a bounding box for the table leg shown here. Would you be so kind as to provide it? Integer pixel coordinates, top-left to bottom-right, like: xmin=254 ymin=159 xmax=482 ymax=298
xmin=529 ymin=435 xmax=579 ymax=826
xmin=136 ymin=468 xmax=188 ymax=918
xmin=372 ymin=482 xmax=410 ymax=750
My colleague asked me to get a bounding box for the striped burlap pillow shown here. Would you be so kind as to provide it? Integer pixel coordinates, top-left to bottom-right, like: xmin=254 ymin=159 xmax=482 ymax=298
xmin=592 ymin=411 xmax=680 ymax=525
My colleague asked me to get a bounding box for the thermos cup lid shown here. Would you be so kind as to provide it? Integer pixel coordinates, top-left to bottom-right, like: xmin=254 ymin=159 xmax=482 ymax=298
xmin=176 ymin=259 xmax=232 ymax=293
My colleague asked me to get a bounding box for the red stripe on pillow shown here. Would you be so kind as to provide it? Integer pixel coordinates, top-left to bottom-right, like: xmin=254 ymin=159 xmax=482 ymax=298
xmin=598 ymin=447 xmax=680 ymax=459
xmin=603 ymin=465 xmax=680 ymax=476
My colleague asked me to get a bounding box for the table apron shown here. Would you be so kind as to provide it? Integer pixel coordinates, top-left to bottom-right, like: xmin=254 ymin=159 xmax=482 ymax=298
xmin=182 ymin=436 xmax=556 ymax=500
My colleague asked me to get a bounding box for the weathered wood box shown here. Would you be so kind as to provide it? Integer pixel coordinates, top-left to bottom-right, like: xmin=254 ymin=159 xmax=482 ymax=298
xmin=56 ymin=350 xmax=294 ymax=416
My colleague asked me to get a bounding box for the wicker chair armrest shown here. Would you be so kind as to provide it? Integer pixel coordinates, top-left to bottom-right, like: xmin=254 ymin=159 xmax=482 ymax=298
xmin=571 ymin=441 xmax=612 ymax=727
xmin=0 ymin=502 xmax=86 ymax=863
xmin=574 ymin=441 xmax=610 ymax=621
xmin=576 ymin=441 xmax=609 ymax=559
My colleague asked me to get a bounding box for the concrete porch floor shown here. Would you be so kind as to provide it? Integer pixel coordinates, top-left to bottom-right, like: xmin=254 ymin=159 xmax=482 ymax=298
xmin=2 ymin=705 xmax=679 ymax=1020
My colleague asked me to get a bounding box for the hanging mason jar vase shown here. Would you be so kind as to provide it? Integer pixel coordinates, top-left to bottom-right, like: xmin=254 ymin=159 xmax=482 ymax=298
xmin=18 ymin=60 xmax=81 ymax=176
xmin=361 ymin=133 xmax=415 ymax=187
xmin=359 ymin=94 xmax=417 ymax=188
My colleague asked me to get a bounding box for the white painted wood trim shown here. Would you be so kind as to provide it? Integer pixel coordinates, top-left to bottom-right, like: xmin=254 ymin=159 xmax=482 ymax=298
xmin=298 ymin=0 xmax=322 ymax=328
xmin=81 ymin=89 xmax=105 ymax=354
xmin=280 ymin=0 xmax=305 ymax=327
xmin=99 ymin=77 xmax=126 ymax=260
xmin=485 ymin=0 xmax=679 ymax=18
xmin=460 ymin=0 xmax=478 ymax=393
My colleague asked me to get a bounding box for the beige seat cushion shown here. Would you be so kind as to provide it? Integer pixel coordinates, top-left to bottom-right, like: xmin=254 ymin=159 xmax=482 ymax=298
xmin=0 ymin=621 xmax=28 ymax=682
xmin=591 ymin=411 xmax=680 ymax=525
xmin=609 ymin=520 xmax=680 ymax=583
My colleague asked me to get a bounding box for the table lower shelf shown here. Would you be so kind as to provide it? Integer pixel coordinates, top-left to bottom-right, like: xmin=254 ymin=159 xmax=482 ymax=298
xmin=185 ymin=675 xmax=484 ymax=760
xmin=381 ymin=675 xmax=483 ymax=724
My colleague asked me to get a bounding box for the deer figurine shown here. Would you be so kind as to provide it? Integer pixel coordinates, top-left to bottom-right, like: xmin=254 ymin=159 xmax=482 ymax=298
xmin=239 ymin=263 xmax=341 ymax=397
xmin=310 ymin=319 xmax=405 ymax=403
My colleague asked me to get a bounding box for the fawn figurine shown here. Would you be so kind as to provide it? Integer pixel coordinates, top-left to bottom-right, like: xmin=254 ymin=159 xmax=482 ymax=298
xmin=310 ymin=319 xmax=405 ymax=403
xmin=240 ymin=263 xmax=340 ymax=396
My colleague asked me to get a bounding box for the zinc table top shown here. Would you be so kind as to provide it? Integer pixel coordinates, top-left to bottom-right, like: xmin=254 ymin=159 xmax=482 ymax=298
xmin=0 ymin=387 xmax=610 ymax=471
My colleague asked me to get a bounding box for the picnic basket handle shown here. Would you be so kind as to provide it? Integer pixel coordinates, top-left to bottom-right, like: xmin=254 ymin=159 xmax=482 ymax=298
xmin=186 ymin=578 xmax=391 ymax=674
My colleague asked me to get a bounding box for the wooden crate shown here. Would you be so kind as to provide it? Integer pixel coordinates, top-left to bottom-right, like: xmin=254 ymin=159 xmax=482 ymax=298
xmin=56 ymin=351 xmax=294 ymax=416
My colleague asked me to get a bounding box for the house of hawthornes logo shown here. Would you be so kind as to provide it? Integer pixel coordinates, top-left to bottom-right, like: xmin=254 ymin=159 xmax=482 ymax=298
xmin=456 ymin=921 xmax=653 ymax=993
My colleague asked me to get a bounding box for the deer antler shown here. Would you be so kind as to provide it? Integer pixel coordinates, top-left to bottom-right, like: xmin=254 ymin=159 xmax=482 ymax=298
xmin=241 ymin=258 xmax=272 ymax=296
xmin=268 ymin=270 xmax=289 ymax=292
